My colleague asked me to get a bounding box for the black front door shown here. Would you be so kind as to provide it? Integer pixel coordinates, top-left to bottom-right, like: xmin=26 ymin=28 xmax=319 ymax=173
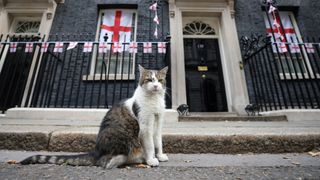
xmin=184 ymin=38 xmax=227 ymax=112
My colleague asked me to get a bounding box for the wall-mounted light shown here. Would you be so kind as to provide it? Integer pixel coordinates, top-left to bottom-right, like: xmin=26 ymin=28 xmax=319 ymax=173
xmin=170 ymin=11 xmax=175 ymax=18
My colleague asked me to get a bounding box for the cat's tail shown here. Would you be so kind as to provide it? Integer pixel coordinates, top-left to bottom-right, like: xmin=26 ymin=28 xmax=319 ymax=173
xmin=20 ymin=152 xmax=98 ymax=166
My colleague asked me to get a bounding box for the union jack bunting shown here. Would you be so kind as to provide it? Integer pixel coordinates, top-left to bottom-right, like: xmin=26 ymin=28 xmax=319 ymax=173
xmin=10 ymin=42 xmax=17 ymax=53
xmin=53 ymin=42 xmax=64 ymax=53
xmin=83 ymin=42 xmax=93 ymax=53
xmin=25 ymin=43 xmax=33 ymax=53
xmin=98 ymin=42 xmax=108 ymax=53
xmin=143 ymin=42 xmax=152 ymax=53
xmin=158 ymin=42 xmax=166 ymax=53
xmin=129 ymin=42 xmax=138 ymax=54
xmin=305 ymin=43 xmax=314 ymax=53
xmin=289 ymin=42 xmax=300 ymax=53
xmin=41 ymin=42 xmax=49 ymax=52
xmin=113 ymin=42 xmax=123 ymax=53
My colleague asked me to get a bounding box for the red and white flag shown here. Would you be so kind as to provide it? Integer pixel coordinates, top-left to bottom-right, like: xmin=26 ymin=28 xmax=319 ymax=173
xmin=289 ymin=42 xmax=300 ymax=53
xmin=154 ymin=28 xmax=158 ymax=39
xmin=265 ymin=12 xmax=297 ymax=53
xmin=53 ymin=42 xmax=64 ymax=53
xmin=10 ymin=42 xmax=17 ymax=53
xmin=268 ymin=5 xmax=276 ymax=14
xmin=305 ymin=43 xmax=314 ymax=53
xmin=149 ymin=2 xmax=157 ymax=11
xmin=153 ymin=14 xmax=159 ymax=24
xmin=100 ymin=10 xmax=133 ymax=43
xmin=143 ymin=42 xmax=152 ymax=53
xmin=67 ymin=42 xmax=78 ymax=50
xmin=41 ymin=42 xmax=49 ymax=52
xmin=25 ymin=43 xmax=33 ymax=53
xmin=113 ymin=42 xmax=123 ymax=53
xmin=129 ymin=42 xmax=138 ymax=54
xmin=98 ymin=42 xmax=109 ymax=53
xmin=158 ymin=42 xmax=166 ymax=53
xmin=83 ymin=42 xmax=93 ymax=53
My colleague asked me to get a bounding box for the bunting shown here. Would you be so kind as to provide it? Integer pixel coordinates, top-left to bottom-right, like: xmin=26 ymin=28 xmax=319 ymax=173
xmin=41 ymin=43 xmax=49 ymax=52
xmin=129 ymin=42 xmax=138 ymax=54
xmin=83 ymin=42 xmax=93 ymax=53
xmin=149 ymin=1 xmax=159 ymax=38
xmin=25 ymin=43 xmax=33 ymax=53
xmin=158 ymin=42 xmax=166 ymax=53
xmin=10 ymin=42 xmax=17 ymax=53
xmin=54 ymin=42 xmax=64 ymax=53
xmin=143 ymin=42 xmax=152 ymax=53
xmin=305 ymin=43 xmax=315 ymax=53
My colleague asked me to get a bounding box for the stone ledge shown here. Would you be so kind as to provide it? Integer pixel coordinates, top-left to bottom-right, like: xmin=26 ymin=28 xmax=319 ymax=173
xmin=0 ymin=132 xmax=49 ymax=151
xmin=1 ymin=132 xmax=319 ymax=154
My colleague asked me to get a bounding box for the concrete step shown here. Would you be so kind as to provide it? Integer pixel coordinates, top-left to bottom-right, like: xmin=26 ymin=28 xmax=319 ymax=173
xmin=3 ymin=108 xmax=178 ymax=124
xmin=179 ymin=112 xmax=287 ymax=122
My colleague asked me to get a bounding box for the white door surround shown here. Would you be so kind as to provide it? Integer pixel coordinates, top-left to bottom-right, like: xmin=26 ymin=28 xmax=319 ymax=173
xmin=169 ymin=0 xmax=249 ymax=115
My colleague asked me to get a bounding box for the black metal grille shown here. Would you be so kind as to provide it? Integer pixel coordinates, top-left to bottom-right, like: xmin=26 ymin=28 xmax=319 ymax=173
xmin=0 ymin=34 xmax=171 ymax=112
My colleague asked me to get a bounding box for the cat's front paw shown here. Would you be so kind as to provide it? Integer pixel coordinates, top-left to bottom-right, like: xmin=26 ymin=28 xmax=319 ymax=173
xmin=146 ymin=158 xmax=159 ymax=167
xmin=157 ymin=154 xmax=169 ymax=162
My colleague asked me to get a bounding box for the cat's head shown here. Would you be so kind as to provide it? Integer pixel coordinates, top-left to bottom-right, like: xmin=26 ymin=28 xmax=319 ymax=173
xmin=138 ymin=65 xmax=168 ymax=94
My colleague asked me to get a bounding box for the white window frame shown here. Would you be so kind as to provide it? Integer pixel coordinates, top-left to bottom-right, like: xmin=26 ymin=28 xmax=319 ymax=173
xmin=84 ymin=9 xmax=138 ymax=81
xmin=264 ymin=11 xmax=318 ymax=80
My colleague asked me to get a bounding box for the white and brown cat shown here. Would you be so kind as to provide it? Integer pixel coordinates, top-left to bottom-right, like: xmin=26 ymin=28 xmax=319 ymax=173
xmin=20 ymin=65 xmax=169 ymax=168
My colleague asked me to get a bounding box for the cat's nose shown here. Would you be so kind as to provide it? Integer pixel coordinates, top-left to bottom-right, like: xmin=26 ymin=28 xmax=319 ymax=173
xmin=154 ymin=85 xmax=158 ymax=89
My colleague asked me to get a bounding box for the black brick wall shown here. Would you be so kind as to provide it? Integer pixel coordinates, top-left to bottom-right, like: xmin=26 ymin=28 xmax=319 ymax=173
xmin=36 ymin=0 xmax=171 ymax=108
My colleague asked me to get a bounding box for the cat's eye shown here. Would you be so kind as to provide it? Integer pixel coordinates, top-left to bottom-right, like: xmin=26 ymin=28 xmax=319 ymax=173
xmin=146 ymin=79 xmax=153 ymax=82
xmin=158 ymin=79 xmax=164 ymax=82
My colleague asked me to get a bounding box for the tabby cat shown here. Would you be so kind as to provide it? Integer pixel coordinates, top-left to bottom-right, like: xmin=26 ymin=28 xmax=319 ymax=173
xmin=20 ymin=65 xmax=169 ymax=168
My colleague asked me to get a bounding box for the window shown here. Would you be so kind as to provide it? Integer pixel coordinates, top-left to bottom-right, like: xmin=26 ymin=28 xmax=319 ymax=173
xmin=90 ymin=9 xmax=137 ymax=80
xmin=264 ymin=11 xmax=313 ymax=77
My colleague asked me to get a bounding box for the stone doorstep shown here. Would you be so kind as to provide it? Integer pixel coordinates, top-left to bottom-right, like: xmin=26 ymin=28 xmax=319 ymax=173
xmin=0 ymin=132 xmax=319 ymax=154
xmin=179 ymin=115 xmax=287 ymax=122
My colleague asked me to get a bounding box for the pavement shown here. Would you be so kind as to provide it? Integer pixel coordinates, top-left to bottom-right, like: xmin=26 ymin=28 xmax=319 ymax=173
xmin=0 ymin=150 xmax=320 ymax=179
xmin=1 ymin=110 xmax=320 ymax=153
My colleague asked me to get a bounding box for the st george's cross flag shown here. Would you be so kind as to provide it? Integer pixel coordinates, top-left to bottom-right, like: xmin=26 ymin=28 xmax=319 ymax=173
xmin=265 ymin=12 xmax=297 ymax=53
xmin=54 ymin=42 xmax=64 ymax=53
xmin=100 ymin=9 xmax=133 ymax=44
xmin=41 ymin=42 xmax=49 ymax=52
xmin=158 ymin=42 xmax=166 ymax=53
xmin=305 ymin=43 xmax=315 ymax=53
xmin=25 ymin=43 xmax=33 ymax=53
xmin=143 ymin=42 xmax=152 ymax=53
xmin=10 ymin=42 xmax=17 ymax=53
xmin=113 ymin=42 xmax=123 ymax=53
xmin=289 ymin=42 xmax=301 ymax=53
xmin=83 ymin=42 xmax=93 ymax=53
xmin=129 ymin=42 xmax=138 ymax=54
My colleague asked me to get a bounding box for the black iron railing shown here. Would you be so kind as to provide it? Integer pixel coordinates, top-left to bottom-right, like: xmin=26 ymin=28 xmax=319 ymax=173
xmin=0 ymin=34 xmax=171 ymax=112
xmin=241 ymin=35 xmax=320 ymax=111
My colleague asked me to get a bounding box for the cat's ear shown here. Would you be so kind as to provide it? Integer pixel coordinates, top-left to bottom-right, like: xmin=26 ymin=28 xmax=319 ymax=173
xmin=160 ymin=66 xmax=168 ymax=74
xmin=138 ymin=64 xmax=145 ymax=73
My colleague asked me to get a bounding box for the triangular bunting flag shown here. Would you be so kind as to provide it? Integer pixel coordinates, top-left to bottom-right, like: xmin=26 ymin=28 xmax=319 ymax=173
xmin=67 ymin=42 xmax=78 ymax=50
xmin=149 ymin=2 xmax=157 ymax=11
